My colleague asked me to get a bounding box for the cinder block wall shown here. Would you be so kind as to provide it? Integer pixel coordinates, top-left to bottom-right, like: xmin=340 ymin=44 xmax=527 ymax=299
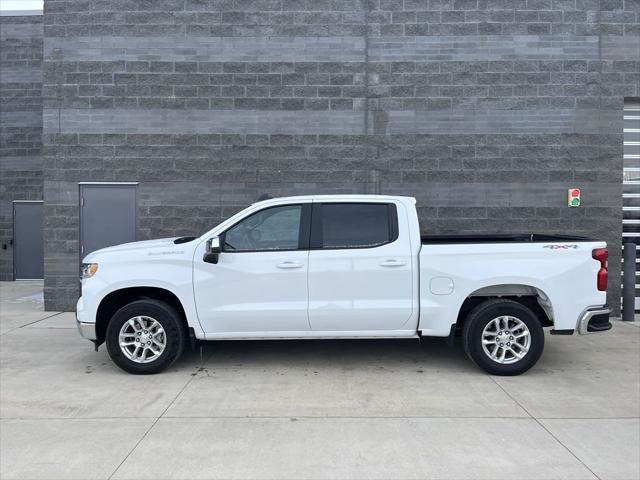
xmin=42 ymin=1 xmax=639 ymax=312
xmin=0 ymin=14 xmax=44 ymax=280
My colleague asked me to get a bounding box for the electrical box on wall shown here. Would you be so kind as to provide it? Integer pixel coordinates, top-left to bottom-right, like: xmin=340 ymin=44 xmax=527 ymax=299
xmin=568 ymin=188 xmax=581 ymax=207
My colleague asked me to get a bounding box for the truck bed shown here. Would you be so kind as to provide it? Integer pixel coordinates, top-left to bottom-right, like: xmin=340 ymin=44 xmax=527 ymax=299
xmin=421 ymin=233 xmax=591 ymax=244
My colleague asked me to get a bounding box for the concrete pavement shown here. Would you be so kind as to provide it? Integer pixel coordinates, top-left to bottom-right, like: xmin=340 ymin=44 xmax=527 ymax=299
xmin=1 ymin=281 xmax=639 ymax=480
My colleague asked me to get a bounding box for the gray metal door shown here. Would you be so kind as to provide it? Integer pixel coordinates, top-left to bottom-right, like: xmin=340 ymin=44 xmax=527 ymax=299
xmin=14 ymin=201 xmax=44 ymax=279
xmin=80 ymin=184 xmax=137 ymax=258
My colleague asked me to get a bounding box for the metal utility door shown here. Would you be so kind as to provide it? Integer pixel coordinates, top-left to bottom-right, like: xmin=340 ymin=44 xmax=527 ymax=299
xmin=80 ymin=184 xmax=137 ymax=258
xmin=13 ymin=201 xmax=44 ymax=279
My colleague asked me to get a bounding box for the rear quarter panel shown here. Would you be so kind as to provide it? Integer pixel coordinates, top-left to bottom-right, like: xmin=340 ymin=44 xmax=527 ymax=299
xmin=419 ymin=241 xmax=607 ymax=336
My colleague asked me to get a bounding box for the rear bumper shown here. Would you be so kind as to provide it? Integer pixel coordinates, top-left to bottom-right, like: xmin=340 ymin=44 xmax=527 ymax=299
xmin=578 ymin=306 xmax=612 ymax=335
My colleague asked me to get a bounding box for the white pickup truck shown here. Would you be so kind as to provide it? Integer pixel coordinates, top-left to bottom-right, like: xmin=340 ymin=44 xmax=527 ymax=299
xmin=77 ymin=195 xmax=611 ymax=375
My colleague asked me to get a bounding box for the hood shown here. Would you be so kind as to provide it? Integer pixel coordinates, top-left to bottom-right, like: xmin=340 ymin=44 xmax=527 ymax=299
xmin=83 ymin=237 xmax=193 ymax=262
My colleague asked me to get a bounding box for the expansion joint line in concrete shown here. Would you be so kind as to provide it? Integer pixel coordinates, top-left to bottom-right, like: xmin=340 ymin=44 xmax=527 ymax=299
xmin=487 ymin=375 xmax=602 ymax=480
xmin=106 ymin=349 xmax=215 ymax=480
xmin=0 ymin=312 xmax=64 ymax=336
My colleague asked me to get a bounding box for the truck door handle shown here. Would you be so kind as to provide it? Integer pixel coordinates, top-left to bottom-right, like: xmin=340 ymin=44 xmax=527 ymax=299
xmin=277 ymin=261 xmax=303 ymax=269
xmin=379 ymin=259 xmax=406 ymax=267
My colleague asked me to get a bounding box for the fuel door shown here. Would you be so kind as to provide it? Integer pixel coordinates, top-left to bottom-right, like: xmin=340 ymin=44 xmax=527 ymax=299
xmin=430 ymin=276 xmax=454 ymax=295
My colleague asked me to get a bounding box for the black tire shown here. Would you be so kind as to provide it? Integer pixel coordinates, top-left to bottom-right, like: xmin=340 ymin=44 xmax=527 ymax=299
xmin=462 ymin=299 xmax=544 ymax=376
xmin=106 ymin=299 xmax=186 ymax=375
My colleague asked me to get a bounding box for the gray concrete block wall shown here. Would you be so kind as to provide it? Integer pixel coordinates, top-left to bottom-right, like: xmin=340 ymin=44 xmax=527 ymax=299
xmin=0 ymin=15 xmax=44 ymax=280
xmin=41 ymin=0 xmax=639 ymax=312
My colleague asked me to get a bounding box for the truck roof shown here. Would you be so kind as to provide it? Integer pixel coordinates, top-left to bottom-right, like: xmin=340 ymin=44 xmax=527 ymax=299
xmin=251 ymin=194 xmax=417 ymax=206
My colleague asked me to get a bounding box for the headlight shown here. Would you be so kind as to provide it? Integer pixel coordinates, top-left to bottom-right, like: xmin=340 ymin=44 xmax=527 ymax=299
xmin=81 ymin=263 xmax=98 ymax=279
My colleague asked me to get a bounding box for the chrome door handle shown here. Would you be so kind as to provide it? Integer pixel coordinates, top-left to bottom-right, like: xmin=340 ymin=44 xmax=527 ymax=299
xmin=277 ymin=261 xmax=303 ymax=269
xmin=379 ymin=259 xmax=406 ymax=267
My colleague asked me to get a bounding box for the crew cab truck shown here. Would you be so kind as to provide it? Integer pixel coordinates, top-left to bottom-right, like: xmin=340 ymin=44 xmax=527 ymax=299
xmin=76 ymin=195 xmax=612 ymax=375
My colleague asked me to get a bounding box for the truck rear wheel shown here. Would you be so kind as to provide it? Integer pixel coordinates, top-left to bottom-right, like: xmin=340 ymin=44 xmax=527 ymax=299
xmin=462 ymin=299 xmax=544 ymax=376
xmin=105 ymin=299 xmax=185 ymax=375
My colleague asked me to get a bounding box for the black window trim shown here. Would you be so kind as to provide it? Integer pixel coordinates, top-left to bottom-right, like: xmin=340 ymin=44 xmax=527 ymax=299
xmin=220 ymin=203 xmax=312 ymax=253
xmin=310 ymin=202 xmax=399 ymax=251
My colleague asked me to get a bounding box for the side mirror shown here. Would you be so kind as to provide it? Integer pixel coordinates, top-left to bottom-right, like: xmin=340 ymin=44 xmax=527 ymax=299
xmin=203 ymin=236 xmax=222 ymax=264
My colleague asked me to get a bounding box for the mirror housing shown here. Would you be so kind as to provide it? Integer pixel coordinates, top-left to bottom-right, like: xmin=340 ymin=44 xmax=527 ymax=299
xmin=203 ymin=236 xmax=222 ymax=264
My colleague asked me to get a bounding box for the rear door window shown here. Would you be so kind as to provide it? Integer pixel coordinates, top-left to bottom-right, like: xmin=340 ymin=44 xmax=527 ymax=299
xmin=312 ymin=203 xmax=397 ymax=249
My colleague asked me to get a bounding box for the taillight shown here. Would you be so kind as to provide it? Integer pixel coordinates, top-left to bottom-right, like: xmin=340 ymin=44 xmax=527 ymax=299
xmin=592 ymin=248 xmax=608 ymax=291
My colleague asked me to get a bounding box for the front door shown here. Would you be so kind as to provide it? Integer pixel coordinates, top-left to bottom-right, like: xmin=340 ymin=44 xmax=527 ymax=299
xmin=193 ymin=203 xmax=312 ymax=335
xmin=307 ymin=202 xmax=414 ymax=332
xmin=13 ymin=201 xmax=43 ymax=280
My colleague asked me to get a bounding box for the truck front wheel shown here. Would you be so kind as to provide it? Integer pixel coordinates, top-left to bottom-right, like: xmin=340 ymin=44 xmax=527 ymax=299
xmin=462 ymin=299 xmax=544 ymax=376
xmin=105 ymin=299 xmax=185 ymax=374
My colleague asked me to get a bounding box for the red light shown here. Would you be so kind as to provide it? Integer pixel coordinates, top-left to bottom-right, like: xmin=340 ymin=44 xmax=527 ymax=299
xmin=592 ymin=248 xmax=608 ymax=292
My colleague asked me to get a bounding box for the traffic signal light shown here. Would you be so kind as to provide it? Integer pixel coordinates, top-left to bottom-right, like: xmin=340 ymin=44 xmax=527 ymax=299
xmin=568 ymin=188 xmax=581 ymax=207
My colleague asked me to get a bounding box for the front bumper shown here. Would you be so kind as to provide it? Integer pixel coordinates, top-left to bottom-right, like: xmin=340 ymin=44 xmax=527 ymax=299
xmin=75 ymin=295 xmax=96 ymax=341
xmin=76 ymin=316 xmax=97 ymax=341
xmin=578 ymin=307 xmax=612 ymax=335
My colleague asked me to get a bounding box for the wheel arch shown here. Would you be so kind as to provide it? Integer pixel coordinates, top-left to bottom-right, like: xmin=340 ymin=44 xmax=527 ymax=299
xmin=455 ymin=284 xmax=554 ymax=332
xmin=95 ymin=286 xmax=188 ymax=347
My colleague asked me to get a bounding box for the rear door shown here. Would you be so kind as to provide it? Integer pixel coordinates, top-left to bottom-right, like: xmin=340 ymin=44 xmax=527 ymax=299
xmin=307 ymin=201 xmax=414 ymax=332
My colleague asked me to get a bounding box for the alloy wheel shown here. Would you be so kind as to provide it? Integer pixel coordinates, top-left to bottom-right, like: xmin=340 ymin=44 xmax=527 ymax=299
xmin=118 ymin=316 xmax=166 ymax=363
xmin=481 ymin=315 xmax=531 ymax=365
